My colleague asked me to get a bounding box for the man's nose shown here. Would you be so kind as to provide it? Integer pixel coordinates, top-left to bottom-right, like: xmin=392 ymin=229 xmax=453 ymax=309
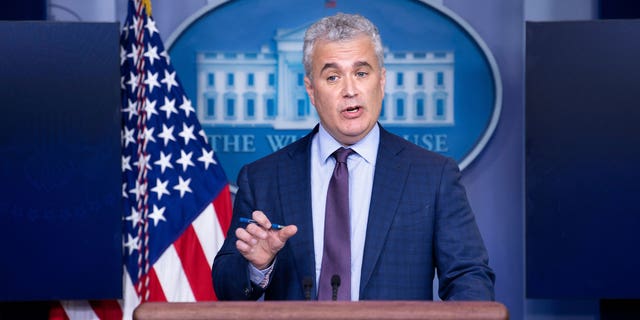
xmin=341 ymin=77 xmax=358 ymax=98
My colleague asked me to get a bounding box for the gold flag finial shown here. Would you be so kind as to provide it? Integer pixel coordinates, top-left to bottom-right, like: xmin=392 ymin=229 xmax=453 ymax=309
xmin=142 ymin=0 xmax=152 ymax=16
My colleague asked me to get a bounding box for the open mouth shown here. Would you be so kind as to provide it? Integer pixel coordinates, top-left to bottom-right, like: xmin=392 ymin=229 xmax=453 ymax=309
xmin=345 ymin=106 xmax=361 ymax=113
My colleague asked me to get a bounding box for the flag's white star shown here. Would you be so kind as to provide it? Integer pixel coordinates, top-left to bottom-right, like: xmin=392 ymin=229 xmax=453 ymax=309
xmin=120 ymin=45 xmax=127 ymax=66
xmin=122 ymin=126 xmax=136 ymax=148
xmin=178 ymin=123 xmax=196 ymax=145
xmin=159 ymin=97 xmax=178 ymax=119
xmin=126 ymin=71 xmax=138 ymax=93
xmin=157 ymin=124 xmax=176 ymax=146
xmin=144 ymin=44 xmax=160 ymax=66
xmin=145 ymin=18 xmax=159 ymax=38
xmin=144 ymin=98 xmax=158 ymax=119
xmin=198 ymin=148 xmax=217 ymax=170
xmin=124 ymin=207 xmax=141 ymax=228
xmin=176 ymin=150 xmax=194 ymax=172
xmin=142 ymin=127 xmax=156 ymax=144
xmin=126 ymin=43 xmax=139 ymax=66
xmin=123 ymin=233 xmax=140 ymax=255
xmin=161 ymin=70 xmax=178 ymax=93
xmin=174 ymin=176 xmax=192 ymax=198
xmin=199 ymin=129 xmax=209 ymax=144
xmin=129 ymin=179 xmax=146 ymax=202
xmin=133 ymin=153 xmax=152 ymax=172
xmin=151 ymin=178 xmax=170 ymax=201
xmin=122 ymin=98 xmax=138 ymax=121
xmin=144 ymin=71 xmax=161 ymax=93
xmin=122 ymin=155 xmax=132 ymax=172
xmin=160 ymin=50 xmax=171 ymax=64
xmin=129 ymin=16 xmax=139 ymax=34
xmin=122 ymin=182 xmax=128 ymax=198
xmin=154 ymin=151 xmax=173 ymax=173
xmin=179 ymin=96 xmax=195 ymax=118
xmin=122 ymin=22 xmax=130 ymax=41
xmin=148 ymin=205 xmax=167 ymax=227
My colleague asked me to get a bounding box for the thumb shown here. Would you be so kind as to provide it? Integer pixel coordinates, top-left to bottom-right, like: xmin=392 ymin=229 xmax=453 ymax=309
xmin=277 ymin=225 xmax=298 ymax=242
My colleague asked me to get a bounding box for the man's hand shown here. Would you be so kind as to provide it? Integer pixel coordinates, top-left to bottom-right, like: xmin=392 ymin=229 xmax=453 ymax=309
xmin=235 ymin=210 xmax=298 ymax=269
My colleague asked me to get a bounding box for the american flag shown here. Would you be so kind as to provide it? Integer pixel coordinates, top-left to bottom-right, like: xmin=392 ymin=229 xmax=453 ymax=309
xmin=50 ymin=0 xmax=232 ymax=318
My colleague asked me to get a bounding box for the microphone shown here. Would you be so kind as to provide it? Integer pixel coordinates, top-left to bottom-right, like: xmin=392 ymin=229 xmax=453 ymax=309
xmin=330 ymin=274 xmax=341 ymax=301
xmin=302 ymin=276 xmax=313 ymax=301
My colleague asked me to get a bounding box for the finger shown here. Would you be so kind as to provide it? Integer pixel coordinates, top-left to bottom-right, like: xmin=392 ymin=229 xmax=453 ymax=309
xmin=245 ymin=222 xmax=268 ymax=240
xmin=235 ymin=227 xmax=258 ymax=245
xmin=235 ymin=239 xmax=252 ymax=254
xmin=252 ymin=210 xmax=272 ymax=229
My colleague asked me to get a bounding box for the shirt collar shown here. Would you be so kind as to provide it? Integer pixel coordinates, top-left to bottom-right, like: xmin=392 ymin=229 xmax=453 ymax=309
xmin=317 ymin=123 xmax=380 ymax=166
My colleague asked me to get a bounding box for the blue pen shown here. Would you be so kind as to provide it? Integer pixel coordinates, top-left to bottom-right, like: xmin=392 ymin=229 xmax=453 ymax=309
xmin=239 ymin=217 xmax=285 ymax=230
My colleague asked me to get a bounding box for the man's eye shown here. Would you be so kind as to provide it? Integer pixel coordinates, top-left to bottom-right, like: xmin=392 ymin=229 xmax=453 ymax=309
xmin=327 ymin=75 xmax=338 ymax=82
xmin=356 ymin=71 xmax=368 ymax=77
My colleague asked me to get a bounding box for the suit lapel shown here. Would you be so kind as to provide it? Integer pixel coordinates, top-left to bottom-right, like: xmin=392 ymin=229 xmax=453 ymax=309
xmin=277 ymin=128 xmax=317 ymax=297
xmin=359 ymin=127 xmax=410 ymax=295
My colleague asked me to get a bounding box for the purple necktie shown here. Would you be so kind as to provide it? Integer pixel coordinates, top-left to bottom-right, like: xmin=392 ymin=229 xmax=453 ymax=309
xmin=318 ymin=147 xmax=353 ymax=301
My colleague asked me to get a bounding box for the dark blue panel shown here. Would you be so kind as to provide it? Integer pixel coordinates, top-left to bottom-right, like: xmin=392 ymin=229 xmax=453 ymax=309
xmin=0 ymin=1 xmax=47 ymax=20
xmin=0 ymin=22 xmax=122 ymax=301
xmin=600 ymin=0 xmax=640 ymax=19
xmin=526 ymin=20 xmax=640 ymax=299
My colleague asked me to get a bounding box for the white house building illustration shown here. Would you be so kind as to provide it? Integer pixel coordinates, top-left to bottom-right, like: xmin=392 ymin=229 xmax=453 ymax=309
xmin=196 ymin=23 xmax=455 ymax=130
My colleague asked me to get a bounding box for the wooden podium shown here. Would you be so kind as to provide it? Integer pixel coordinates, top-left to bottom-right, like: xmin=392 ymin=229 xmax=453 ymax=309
xmin=134 ymin=301 xmax=508 ymax=320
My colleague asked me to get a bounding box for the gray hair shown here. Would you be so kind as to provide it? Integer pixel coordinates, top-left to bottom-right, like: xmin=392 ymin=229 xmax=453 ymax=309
xmin=302 ymin=13 xmax=384 ymax=78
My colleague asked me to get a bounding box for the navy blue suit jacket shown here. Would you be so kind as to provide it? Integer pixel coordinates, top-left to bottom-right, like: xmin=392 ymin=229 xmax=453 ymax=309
xmin=212 ymin=125 xmax=495 ymax=301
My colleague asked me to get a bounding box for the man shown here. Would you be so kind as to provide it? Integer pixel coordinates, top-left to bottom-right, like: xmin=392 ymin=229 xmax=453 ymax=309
xmin=212 ymin=13 xmax=495 ymax=301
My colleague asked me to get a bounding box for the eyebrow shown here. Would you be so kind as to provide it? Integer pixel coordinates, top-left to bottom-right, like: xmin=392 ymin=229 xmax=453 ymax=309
xmin=320 ymin=62 xmax=339 ymax=74
xmin=353 ymin=61 xmax=373 ymax=69
xmin=319 ymin=61 xmax=374 ymax=75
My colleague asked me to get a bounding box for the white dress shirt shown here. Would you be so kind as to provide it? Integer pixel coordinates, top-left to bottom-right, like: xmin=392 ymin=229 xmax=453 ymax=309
xmin=311 ymin=124 xmax=379 ymax=300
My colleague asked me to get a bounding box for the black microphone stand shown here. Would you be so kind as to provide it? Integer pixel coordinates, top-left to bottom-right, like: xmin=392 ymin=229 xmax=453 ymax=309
xmin=302 ymin=276 xmax=313 ymax=301
xmin=330 ymin=275 xmax=341 ymax=301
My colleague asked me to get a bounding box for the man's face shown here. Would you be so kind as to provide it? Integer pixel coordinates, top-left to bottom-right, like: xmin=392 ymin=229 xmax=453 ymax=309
xmin=304 ymin=35 xmax=386 ymax=146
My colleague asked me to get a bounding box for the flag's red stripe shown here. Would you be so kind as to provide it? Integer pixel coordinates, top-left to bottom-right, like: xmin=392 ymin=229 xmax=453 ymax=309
xmin=146 ymin=267 xmax=168 ymax=301
xmin=174 ymin=224 xmax=216 ymax=300
xmin=213 ymin=184 xmax=233 ymax=236
xmin=48 ymin=301 xmax=69 ymax=320
xmin=89 ymin=300 xmax=123 ymax=320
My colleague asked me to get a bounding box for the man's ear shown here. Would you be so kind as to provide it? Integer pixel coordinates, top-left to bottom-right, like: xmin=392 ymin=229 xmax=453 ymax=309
xmin=304 ymin=76 xmax=315 ymax=106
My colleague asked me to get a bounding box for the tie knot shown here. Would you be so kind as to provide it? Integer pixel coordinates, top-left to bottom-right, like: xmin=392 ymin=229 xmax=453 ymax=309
xmin=333 ymin=147 xmax=353 ymax=164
